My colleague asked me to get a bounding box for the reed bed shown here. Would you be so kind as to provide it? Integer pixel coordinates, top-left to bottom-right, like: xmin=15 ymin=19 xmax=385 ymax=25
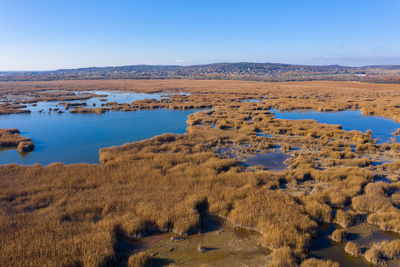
xmin=1 ymin=80 xmax=400 ymax=265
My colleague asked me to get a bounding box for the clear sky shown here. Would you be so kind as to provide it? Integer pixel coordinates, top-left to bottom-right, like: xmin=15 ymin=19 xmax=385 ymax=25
xmin=1 ymin=0 xmax=399 ymax=70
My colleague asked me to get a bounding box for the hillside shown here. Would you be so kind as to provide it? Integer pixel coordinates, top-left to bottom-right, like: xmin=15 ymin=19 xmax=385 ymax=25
xmin=1 ymin=62 xmax=399 ymax=83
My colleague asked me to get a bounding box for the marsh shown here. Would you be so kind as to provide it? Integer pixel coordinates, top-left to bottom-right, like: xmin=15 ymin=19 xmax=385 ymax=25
xmin=0 ymin=91 xmax=200 ymax=165
xmin=1 ymin=80 xmax=400 ymax=266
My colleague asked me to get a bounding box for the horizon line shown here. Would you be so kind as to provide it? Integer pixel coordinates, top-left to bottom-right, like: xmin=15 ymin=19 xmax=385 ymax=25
xmin=1 ymin=61 xmax=399 ymax=73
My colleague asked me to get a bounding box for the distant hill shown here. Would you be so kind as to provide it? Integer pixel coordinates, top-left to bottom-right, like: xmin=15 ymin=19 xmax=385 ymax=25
xmin=1 ymin=62 xmax=399 ymax=83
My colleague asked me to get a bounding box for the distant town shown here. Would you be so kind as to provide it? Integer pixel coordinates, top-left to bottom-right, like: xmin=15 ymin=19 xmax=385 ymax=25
xmin=1 ymin=62 xmax=400 ymax=83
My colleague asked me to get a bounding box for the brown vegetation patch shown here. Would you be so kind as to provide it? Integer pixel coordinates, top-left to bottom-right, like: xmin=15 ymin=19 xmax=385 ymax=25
xmin=344 ymin=241 xmax=361 ymax=257
xmin=70 ymin=107 xmax=110 ymax=114
xmin=127 ymin=252 xmax=153 ymax=267
xmin=330 ymin=229 xmax=347 ymax=243
xmin=300 ymin=258 xmax=340 ymax=267
xmin=0 ymin=128 xmax=34 ymax=152
xmin=2 ymin=80 xmax=400 ymax=265
xmin=0 ymin=102 xmax=30 ymax=114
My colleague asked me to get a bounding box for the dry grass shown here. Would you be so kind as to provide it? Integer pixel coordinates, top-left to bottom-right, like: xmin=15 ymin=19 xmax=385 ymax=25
xmin=334 ymin=210 xmax=360 ymax=228
xmin=70 ymin=107 xmax=109 ymax=114
xmin=352 ymin=182 xmax=400 ymax=233
xmin=0 ymin=131 xmax=316 ymax=266
xmin=1 ymin=80 xmax=400 ymax=265
xmin=362 ymin=240 xmax=400 ymax=265
xmin=330 ymin=229 xmax=347 ymax=242
xmin=364 ymin=246 xmax=381 ymax=265
xmin=127 ymin=252 xmax=152 ymax=267
xmin=2 ymin=79 xmax=400 ymax=122
xmin=364 ymin=240 xmax=400 ymax=266
xmin=269 ymin=246 xmax=297 ymax=267
xmin=344 ymin=241 xmax=361 ymax=257
xmin=300 ymin=258 xmax=339 ymax=267
xmin=0 ymin=128 xmax=34 ymax=152
xmin=0 ymin=103 xmax=31 ymax=114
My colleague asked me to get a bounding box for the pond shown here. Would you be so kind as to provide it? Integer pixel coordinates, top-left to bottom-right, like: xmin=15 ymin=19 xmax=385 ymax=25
xmin=272 ymin=109 xmax=400 ymax=144
xmin=309 ymin=223 xmax=400 ymax=267
xmin=0 ymin=92 xmax=200 ymax=165
xmin=27 ymin=90 xmax=163 ymax=113
xmin=242 ymin=151 xmax=289 ymax=171
xmin=309 ymin=224 xmax=367 ymax=267
xmin=256 ymin=132 xmax=273 ymax=138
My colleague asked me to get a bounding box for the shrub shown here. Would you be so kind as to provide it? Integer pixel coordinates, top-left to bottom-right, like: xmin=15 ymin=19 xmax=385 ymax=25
xmin=330 ymin=229 xmax=347 ymax=243
xmin=127 ymin=252 xmax=152 ymax=267
xmin=367 ymin=210 xmax=400 ymax=233
xmin=302 ymin=197 xmax=332 ymax=223
xmin=300 ymin=258 xmax=340 ymax=267
xmin=364 ymin=246 xmax=381 ymax=265
xmin=269 ymin=246 xmax=297 ymax=267
xmin=334 ymin=210 xmax=359 ymax=228
xmin=344 ymin=241 xmax=360 ymax=257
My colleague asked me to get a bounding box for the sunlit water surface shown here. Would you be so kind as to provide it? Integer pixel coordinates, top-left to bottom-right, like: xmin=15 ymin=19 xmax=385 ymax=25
xmin=272 ymin=109 xmax=400 ymax=144
xmin=242 ymin=152 xmax=289 ymax=171
xmin=0 ymin=92 xmax=199 ymax=165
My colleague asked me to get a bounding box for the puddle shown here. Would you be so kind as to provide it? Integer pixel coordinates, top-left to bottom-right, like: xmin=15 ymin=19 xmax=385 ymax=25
xmin=116 ymin=234 xmax=173 ymax=266
xmin=256 ymin=132 xmax=273 ymax=138
xmin=348 ymin=223 xmax=399 ymax=247
xmin=372 ymin=161 xmax=393 ymax=167
xmin=242 ymin=152 xmax=289 ymax=171
xmin=217 ymin=147 xmax=236 ymax=159
xmin=351 ymin=144 xmax=356 ymax=152
xmin=374 ymin=177 xmax=394 ymax=183
xmin=217 ymin=145 xmax=250 ymax=159
xmin=310 ymin=223 xmax=400 ymax=267
xmin=239 ymin=99 xmax=260 ymax=103
xmin=117 ymin=215 xmax=269 ymax=267
xmin=309 ymin=224 xmax=367 ymax=267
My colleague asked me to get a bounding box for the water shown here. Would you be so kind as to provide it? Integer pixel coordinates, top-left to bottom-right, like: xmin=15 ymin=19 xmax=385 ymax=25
xmin=310 ymin=223 xmax=400 ymax=266
xmin=256 ymin=132 xmax=273 ymax=138
xmin=0 ymin=92 xmax=199 ymax=165
xmin=28 ymin=91 xmax=163 ymax=113
xmin=272 ymin=109 xmax=400 ymax=144
xmin=309 ymin=224 xmax=367 ymax=267
xmin=372 ymin=160 xmax=393 ymax=167
xmin=240 ymin=99 xmax=260 ymax=103
xmin=350 ymin=227 xmax=398 ymax=247
xmin=117 ymin=215 xmax=268 ymax=267
xmin=242 ymin=152 xmax=289 ymax=171
xmin=374 ymin=177 xmax=394 ymax=183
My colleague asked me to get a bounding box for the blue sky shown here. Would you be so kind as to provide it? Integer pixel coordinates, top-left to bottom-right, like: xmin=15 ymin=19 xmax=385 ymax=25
xmin=0 ymin=0 xmax=399 ymax=70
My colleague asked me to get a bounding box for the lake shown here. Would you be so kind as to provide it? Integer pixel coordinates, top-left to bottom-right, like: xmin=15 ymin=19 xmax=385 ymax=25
xmin=0 ymin=92 xmax=199 ymax=165
xmin=272 ymin=109 xmax=400 ymax=144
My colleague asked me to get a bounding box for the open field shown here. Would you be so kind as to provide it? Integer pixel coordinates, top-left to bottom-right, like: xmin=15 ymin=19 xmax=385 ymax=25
xmin=1 ymin=80 xmax=400 ymax=266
